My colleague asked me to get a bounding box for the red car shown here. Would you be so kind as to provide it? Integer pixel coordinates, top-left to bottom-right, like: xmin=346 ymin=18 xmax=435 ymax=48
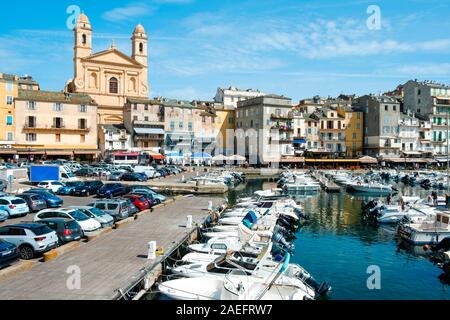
xmin=123 ymin=195 xmax=150 ymax=211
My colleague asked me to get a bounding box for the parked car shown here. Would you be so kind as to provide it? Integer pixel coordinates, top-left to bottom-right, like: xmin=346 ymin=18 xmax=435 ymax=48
xmin=156 ymin=169 xmax=168 ymax=177
xmin=16 ymin=194 xmax=47 ymax=212
xmin=132 ymin=192 xmax=156 ymax=207
xmin=37 ymin=181 xmax=65 ymax=193
xmin=0 ymin=179 xmax=8 ymax=191
xmin=69 ymin=206 xmax=114 ymax=228
xmin=122 ymin=198 xmax=139 ymax=216
xmin=72 ymin=180 xmax=104 ymax=197
xmin=34 ymin=208 xmax=101 ymax=236
xmin=123 ymin=195 xmax=150 ymax=212
xmin=120 ymin=173 xmax=146 ymax=182
xmin=57 ymin=181 xmax=84 ymax=195
xmin=0 ymin=224 xmax=59 ymax=259
xmin=108 ymin=171 xmax=123 ymax=181
xmin=89 ymin=199 xmax=130 ymax=222
xmin=74 ymin=168 xmax=96 ymax=177
xmin=97 ymin=183 xmax=129 ymax=199
xmin=37 ymin=218 xmax=83 ymax=244
xmin=0 ymin=196 xmax=30 ymax=218
xmin=128 ymin=186 xmax=166 ymax=203
xmin=134 ymin=172 xmax=149 ymax=181
xmin=0 ymin=239 xmax=19 ymax=269
xmin=24 ymin=191 xmax=63 ymax=208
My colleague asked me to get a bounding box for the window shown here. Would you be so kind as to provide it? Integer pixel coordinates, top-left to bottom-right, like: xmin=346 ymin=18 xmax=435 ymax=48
xmin=188 ymin=122 xmax=193 ymax=131
xmin=78 ymin=119 xmax=87 ymax=130
xmin=357 ymin=113 xmax=361 ymax=120
xmin=28 ymin=101 xmax=36 ymax=110
xmin=356 ymin=123 xmax=361 ymax=129
xmin=79 ymin=105 xmax=87 ymax=113
xmin=82 ymin=34 xmax=87 ymax=45
xmin=202 ymin=116 xmax=206 ymax=123
xmin=133 ymin=104 xmax=137 ymax=110
xmin=144 ymin=104 xmax=149 ymax=111
xmin=80 ymin=134 xmax=86 ymax=143
xmin=139 ymin=42 xmax=143 ymax=53
xmin=228 ymin=117 xmax=233 ymax=124
xmin=7 ymin=132 xmax=13 ymax=141
xmin=54 ymin=103 xmax=63 ymax=111
xmin=27 ymin=116 xmax=36 ymax=128
xmin=353 ymin=133 xmax=357 ymax=139
xmin=53 ymin=117 xmax=63 ymax=128
xmin=179 ymin=121 xmax=183 ymax=129
xmin=418 ymin=89 xmax=421 ymax=95
xmin=6 ymin=115 xmax=12 ymax=126
xmin=26 ymin=133 xmax=36 ymax=141
xmin=170 ymin=121 xmax=175 ymax=131
xmin=144 ymin=116 xmax=149 ymax=121
xmin=6 ymin=96 xmax=13 ymax=105
xmin=133 ymin=116 xmax=138 ymax=121
xmin=385 ymin=105 xmax=388 ymax=111
xmin=393 ymin=105 xmax=397 ymax=111
xmin=55 ymin=134 xmax=61 ymax=142
xmin=121 ymin=142 xmax=125 ymax=149
xmin=109 ymin=77 xmax=118 ymax=94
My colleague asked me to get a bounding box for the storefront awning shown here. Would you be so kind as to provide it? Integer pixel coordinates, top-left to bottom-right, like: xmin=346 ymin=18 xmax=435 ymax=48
xmin=46 ymin=151 xmax=74 ymax=156
xmin=134 ymin=128 xmax=165 ymax=135
xmin=294 ymin=139 xmax=306 ymax=144
xmin=114 ymin=152 xmax=139 ymax=157
xmin=73 ymin=150 xmax=100 ymax=155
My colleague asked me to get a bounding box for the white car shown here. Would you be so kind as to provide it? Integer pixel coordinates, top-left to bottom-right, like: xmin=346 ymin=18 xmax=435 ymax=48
xmin=37 ymin=181 xmax=65 ymax=193
xmin=0 ymin=196 xmax=30 ymax=218
xmin=33 ymin=208 xmax=101 ymax=236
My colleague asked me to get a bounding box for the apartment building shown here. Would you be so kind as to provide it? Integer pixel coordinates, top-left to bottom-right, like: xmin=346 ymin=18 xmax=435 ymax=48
xmin=0 ymin=74 xmax=18 ymax=154
xmin=236 ymin=94 xmax=293 ymax=163
xmin=214 ymin=86 xmax=264 ymax=109
xmin=311 ymin=108 xmax=346 ymax=156
xmin=213 ymin=103 xmax=236 ymax=156
xmin=14 ymin=90 xmax=98 ymax=160
xmin=124 ymin=98 xmax=165 ymax=156
xmin=337 ymin=106 xmax=364 ymax=157
xmin=98 ymin=124 xmax=132 ymax=160
xmin=353 ymin=95 xmax=401 ymax=157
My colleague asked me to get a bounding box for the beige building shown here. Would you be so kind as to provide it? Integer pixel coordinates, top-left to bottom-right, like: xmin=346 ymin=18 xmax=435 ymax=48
xmin=67 ymin=13 xmax=149 ymax=124
xmin=124 ymin=98 xmax=165 ymax=155
xmin=14 ymin=90 xmax=99 ymax=160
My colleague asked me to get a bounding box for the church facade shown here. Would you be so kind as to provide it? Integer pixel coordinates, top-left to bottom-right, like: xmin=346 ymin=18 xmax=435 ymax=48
xmin=67 ymin=13 xmax=149 ymax=124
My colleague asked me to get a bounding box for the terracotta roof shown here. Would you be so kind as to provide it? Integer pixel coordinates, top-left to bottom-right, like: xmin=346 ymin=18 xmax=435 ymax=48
xmin=16 ymin=90 xmax=97 ymax=105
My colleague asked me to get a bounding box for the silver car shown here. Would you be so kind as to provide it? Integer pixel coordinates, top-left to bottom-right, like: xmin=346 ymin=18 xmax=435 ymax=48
xmin=69 ymin=206 xmax=114 ymax=228
xmin=0 ymin=224 xmax=59 ymax=259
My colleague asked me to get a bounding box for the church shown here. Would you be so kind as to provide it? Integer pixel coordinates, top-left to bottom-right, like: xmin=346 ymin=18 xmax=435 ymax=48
xmin=66 ymin=13 xmax=149 ymax=124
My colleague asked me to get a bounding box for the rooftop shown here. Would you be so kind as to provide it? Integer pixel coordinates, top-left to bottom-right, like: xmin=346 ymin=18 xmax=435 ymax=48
xmin=17 ymin=90 xmax=97 ymax=105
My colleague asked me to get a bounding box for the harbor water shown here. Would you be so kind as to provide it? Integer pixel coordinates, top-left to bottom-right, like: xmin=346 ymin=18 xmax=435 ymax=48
xmin=227 ymin=178 xmax=450 ymax=300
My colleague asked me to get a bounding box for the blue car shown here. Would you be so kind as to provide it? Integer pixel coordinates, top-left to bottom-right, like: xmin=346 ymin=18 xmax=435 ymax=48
xmin=57 ymin=181 xmax=84 ymax=195
xmin=0 ymin=239 xmax=19 ymax=269
xmin=97 ymin=183 xmax=129 ymax=199
xmin=24 ymin=190 xmax=63 ymax=208
xmin=128 ymin=186 xmax=166 ymax=203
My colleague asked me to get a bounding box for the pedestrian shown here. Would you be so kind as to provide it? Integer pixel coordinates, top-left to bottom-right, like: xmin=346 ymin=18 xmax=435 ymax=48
xmin=446 ymin=194 xmax=450 ymax=209
xmin=432 ymin=191 xmax=438 ymax=206
xmin=387 ymin=194 xmax=391 ymax=205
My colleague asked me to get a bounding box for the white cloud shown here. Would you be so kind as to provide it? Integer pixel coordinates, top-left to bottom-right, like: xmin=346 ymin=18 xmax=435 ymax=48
xmin=395 ymin=63 xmax=450 ymax=76
xmin=102 ymin=3 xmax=155 ymax=22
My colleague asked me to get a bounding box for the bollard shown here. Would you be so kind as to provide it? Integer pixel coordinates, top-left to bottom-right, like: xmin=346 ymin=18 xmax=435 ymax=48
xmin=181 ymin=175 xmax=185 ymax=182
xmin=186 ymin=215 xmax=193 ymax=228
xmin=147 ymin=241 xmax=156 ymax=260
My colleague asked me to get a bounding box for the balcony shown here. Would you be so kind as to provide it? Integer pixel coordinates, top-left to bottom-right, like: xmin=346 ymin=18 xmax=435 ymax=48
xmin=271 ymin=113 xmax=293 ymax=120
xmin=133 ymin=120 xmax=165 ymax=127
xmin=23 ymin=124 xmax=91 ymax=133
xmin=134 ymin=135 xmax=164 ymax=142
xmin=271 ymin=125 xmax=294 ymax=132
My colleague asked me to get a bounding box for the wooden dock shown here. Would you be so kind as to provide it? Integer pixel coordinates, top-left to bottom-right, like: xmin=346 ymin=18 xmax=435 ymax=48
xmin=312 ymin=172 xmax=341 ymax=193
xmin=0 ymin=196 xmax=222 ymax=300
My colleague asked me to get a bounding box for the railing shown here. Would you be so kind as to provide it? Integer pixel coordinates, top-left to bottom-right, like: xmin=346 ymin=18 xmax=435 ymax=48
xmin=134 ymin=135 xmax=164 ymax=141
xmin=271 ymin=125 xmax=294 ymax=131
xmin=23 ymin=125 xmax=91 ymax=133
xmin=270 ymin=113 xmax=293 ymax=120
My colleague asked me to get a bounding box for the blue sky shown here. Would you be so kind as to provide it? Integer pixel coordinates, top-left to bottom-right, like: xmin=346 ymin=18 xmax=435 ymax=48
xmin=1 ymin=0 xmax=450 ymax=101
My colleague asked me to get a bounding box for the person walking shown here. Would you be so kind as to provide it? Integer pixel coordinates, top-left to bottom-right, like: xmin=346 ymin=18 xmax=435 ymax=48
xmin=387 ymin=194 xmax=391 ymax=205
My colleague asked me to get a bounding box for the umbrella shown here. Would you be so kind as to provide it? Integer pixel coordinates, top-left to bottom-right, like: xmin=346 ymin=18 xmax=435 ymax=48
xmin=212 ymin=154 xmax=228 ymax=161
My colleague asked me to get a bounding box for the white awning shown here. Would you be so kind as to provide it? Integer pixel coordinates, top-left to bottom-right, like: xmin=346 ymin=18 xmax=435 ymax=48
xmin=134 ymin=128 xmax=165 ymax=135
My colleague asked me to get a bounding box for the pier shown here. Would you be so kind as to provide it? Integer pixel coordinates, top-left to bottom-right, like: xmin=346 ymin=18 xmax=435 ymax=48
xmin=311 ymin=172 xmax=341 ymax=193
xmin=0 ymin=195 xmax=222 ymax=300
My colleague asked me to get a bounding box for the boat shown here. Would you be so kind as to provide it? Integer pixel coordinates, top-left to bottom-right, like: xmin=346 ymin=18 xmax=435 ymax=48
xmin=397 ymin=211 xmax=450 ymax=245
xmin=348 ymin=182 xmax=393 ymax=194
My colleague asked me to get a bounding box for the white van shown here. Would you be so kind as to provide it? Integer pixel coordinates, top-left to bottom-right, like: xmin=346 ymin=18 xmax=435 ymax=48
xmin=134 ymin=166 xmax=159 ymax=179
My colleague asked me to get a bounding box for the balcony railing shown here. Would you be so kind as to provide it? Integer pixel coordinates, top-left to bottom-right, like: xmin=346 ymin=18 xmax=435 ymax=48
xmin=134 ymin=135 xmax=164 ymax=141
xmin=133 ymin=120 xmax=165 ymax=127
xmin=23 ymin=124 xmax=91 ymax=133
xmin=271 ymin=125 xmax=294 ymax=132
xmin=271 ymin=113 xmax=293 ymax=120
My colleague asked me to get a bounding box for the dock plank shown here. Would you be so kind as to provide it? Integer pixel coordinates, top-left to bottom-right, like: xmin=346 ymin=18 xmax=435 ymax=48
xmin=0 ymin=196 xmax=221 ymax=300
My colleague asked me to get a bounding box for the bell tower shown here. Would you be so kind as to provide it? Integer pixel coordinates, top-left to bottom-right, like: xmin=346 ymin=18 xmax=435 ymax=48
xmin=74 ymin=13 xmax=92 ymax=80
xmin=131 ymin=24 xmax=148 ymax=67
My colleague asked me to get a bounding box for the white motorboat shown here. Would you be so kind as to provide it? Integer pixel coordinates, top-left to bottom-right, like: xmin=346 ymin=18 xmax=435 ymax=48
xmin=349 ymin=182 xmax=393 ymax=194
xmin=398 ymin=211 xmax=450 ymax=245
xmin=377 ymin=204 xmax=437 ymax=224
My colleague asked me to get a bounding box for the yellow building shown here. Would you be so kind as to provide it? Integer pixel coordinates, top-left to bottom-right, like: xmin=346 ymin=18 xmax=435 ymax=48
xmin=214 ymin=104 xmax=236 ymax=155
xmin=14 ymin=90 xmax=99 ymax=160
xmin=0 ymin=73 xmax=18 ymax=156
xmin=66 ymin=13 xmax=149 ymax=124
xmin=337 ymin=105 xmax=364 ymax=157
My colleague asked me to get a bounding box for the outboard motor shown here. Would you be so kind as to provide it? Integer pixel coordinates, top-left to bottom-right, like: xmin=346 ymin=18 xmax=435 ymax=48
xmin=361 ymin=200 xmax=376 ymax=211
xmin=294 ymin=207 xmax=310 ymax=221
xmin=277 ymin=217 xmax=299 ymax=232
xmin=272 ymin=232 xmax=295 ymax=253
